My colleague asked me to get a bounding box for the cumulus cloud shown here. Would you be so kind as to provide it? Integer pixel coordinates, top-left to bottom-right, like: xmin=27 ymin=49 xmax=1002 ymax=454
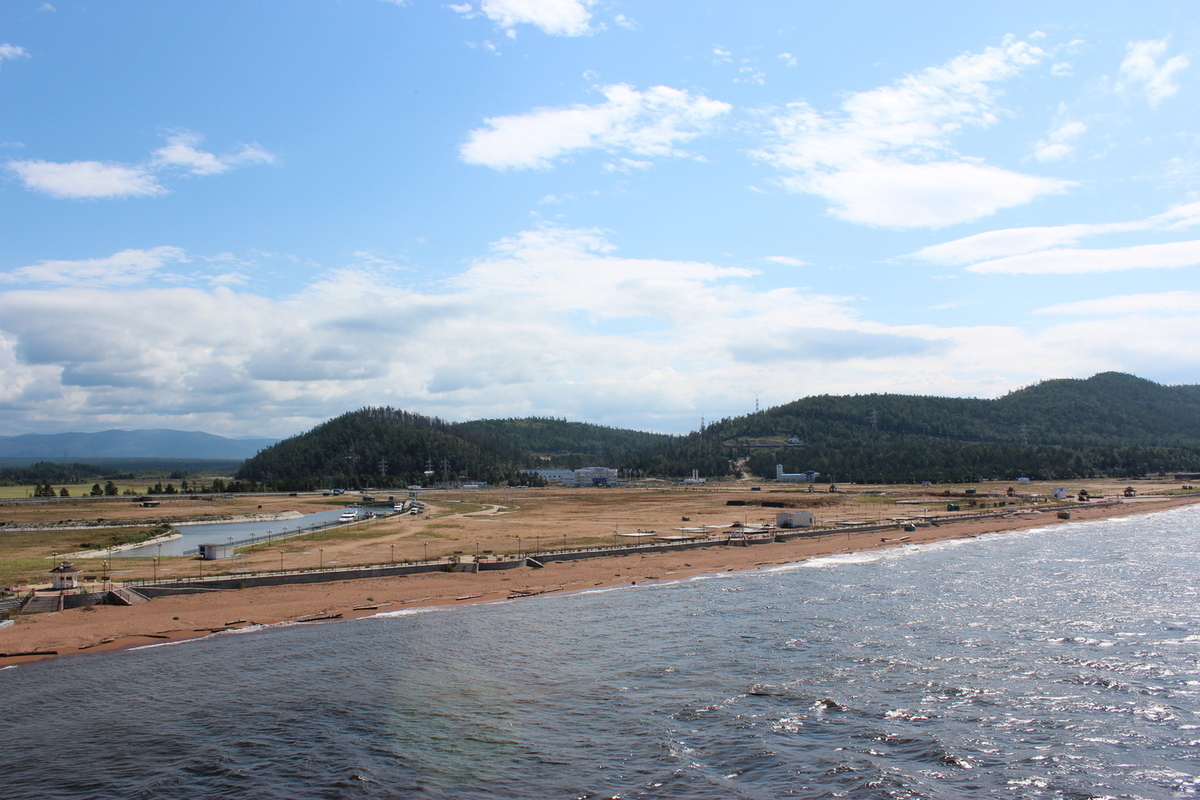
xmin=6 ymin=225 xmax=1194 ymax=436
xmin=460 ymin=84 xmax=730 ymax=170
xmin=1 ymin=246 xmax=189 ymax=286
xmin=453 ymin=0 xmax=594 ymax=36
xmin=1116 ymin=39 xmax=1189 ymax=107
xmin=755 ymin=35 xmax=1074 ymax=229
xmin=6 ymin=129 xmax=275 ymax=200
xmin=0 ymin=225 xmax=954 ymax=433
xmin=5 ymin=160 xmax=162 ymax=199
xmin=764 ymin=256 xmax=807 ymax=266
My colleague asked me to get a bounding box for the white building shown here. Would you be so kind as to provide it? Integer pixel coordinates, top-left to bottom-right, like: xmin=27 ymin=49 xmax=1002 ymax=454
xmin=574 ymin=466 xmax=618 ymax=486
xmin=776 ymin=465 xmax=820 ymax=482
xmin=775 ymin=510 xmax=815 ymax=528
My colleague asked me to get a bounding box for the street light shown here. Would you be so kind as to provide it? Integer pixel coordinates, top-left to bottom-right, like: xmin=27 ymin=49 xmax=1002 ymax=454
xmin=153 ymin=557 xmax=158 ymax=582
xmin=423 ymin=542 xmax=428 ymax=562
xmin=279 ymin=549 xmax=284 ymax=572
xmin=319 ymin=548 xmax=324 ymax=569
xmin=390 ymin=543 xmax=395 ymax=564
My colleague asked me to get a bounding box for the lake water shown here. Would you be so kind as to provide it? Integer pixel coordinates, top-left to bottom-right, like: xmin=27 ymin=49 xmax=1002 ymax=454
xmin=118 ymin=506 xmax=352 ymax=556
xmin=5 ymin=503 xmax=1199 ymax=799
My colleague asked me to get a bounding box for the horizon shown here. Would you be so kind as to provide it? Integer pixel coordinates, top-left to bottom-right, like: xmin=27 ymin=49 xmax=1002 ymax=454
xmin=0 ymin=369 xmax=1186 ymax=442
xmin=3 ymin=2 xmax=1199 ymax=437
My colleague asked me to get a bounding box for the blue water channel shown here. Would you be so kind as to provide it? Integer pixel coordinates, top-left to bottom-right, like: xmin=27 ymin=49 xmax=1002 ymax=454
xmin=117 ymin=507 xmax=356 ymax=557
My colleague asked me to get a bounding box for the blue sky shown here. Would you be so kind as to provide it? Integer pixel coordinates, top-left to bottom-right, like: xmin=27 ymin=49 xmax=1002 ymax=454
xmin=2 ymin=1 xmax=1198 ymax=437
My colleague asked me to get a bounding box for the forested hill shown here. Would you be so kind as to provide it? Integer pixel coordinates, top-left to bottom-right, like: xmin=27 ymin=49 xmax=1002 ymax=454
xmin=234 ymin=410 xmax=670 ymax=490
xmin=724 ymin=373 xmax=1200 ymax=482
xmin=454 ymin=418 xmax=671 ymax=465
xmin=719 ymin=373 xmax=1200 ymax=448
xmin=234 ymin=374 xmax=1200 ymax=489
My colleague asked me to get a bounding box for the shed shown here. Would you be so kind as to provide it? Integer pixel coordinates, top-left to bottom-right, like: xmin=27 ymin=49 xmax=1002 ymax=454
xmin=198 ymin=543 xmax=235 ymax=560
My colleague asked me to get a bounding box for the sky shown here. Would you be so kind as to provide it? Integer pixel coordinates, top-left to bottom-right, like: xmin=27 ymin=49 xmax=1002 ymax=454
xmin=1 ymin=1 xmax=1199 ymax=438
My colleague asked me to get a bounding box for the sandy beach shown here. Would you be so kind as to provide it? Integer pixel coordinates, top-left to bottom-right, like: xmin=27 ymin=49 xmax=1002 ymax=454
xmin=5 ymin=490 xmax=1198 ymax=667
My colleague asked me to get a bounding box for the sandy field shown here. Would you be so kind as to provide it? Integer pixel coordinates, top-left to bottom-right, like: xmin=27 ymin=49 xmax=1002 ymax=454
xmin=4 ymin=480 xmax=1198 ymax=666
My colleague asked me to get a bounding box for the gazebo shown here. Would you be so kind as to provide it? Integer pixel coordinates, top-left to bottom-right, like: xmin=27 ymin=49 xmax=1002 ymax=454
xmin=48 ymin=561 xmax=82 ymax=592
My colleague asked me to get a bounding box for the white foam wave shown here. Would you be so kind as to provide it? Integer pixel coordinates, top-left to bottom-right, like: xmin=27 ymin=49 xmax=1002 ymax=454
xmin=369 ymin=606 xmax=444 ymax=619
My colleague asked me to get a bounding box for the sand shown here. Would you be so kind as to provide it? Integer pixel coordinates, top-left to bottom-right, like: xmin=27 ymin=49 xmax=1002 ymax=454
xmin=5 ymin=491 xmax=1198 ymax=667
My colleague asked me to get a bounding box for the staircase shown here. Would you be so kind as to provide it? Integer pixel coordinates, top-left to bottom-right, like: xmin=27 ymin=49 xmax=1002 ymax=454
xmin=106 ymin=587 xmax=150 ymax=606
xmin=20 ymin=593 xmax=63 ymax=614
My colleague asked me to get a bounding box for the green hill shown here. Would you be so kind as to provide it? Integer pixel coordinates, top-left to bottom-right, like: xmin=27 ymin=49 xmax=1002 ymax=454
xmin=732 ymin=373 xmax=1200 ymax=482
xmin=235 ymin=374 xmax=1200 ymax=489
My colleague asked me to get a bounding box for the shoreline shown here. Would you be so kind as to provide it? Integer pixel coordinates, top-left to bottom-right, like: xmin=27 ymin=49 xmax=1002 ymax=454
xmin=4 ymin=493 xmax=1199 ymax=667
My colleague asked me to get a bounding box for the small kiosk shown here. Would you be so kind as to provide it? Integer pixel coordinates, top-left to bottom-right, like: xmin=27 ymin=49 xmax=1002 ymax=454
xmin=48 ymin=561 xmax=82 ymax=592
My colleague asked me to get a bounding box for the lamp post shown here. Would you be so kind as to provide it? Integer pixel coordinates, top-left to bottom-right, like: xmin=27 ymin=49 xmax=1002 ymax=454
xmin=517 ymin=536 xmax=522 ymax=559
xmin=153 ymin=556 xmax=158 ymax=582
xmin=319 ymin=548 xmax=324 ymax=569
xmin=535 ymin=535 xmax=541 ymax=554
xmin=279 ymin=549 xmax=284 ymax=572
xmin=423 ymin=542 xmax=428 ymax=562
xmin=390 ymin=543 xmax=395 ymax=564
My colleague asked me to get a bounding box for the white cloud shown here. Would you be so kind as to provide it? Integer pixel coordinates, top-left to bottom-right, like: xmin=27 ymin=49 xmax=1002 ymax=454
xmin=7 ymin=130 xmax=276 ymax=199
xmin=0 ymin=225 xmax=945 ymax=433
xmin=1037 ymin=290 xmax=1200 ymax=315
xmin=151 ymin=131 xmax=276 ymax=176
xmin=1033 ymin=118 xmax=1086 ymax=162
xmin=1116 ymin=39 xmax=1189 ymax=107
xmin=1 ymin=246 xmax=189 ymax=286
xmin=967 ymin=239 xmax=1200 ymax=275
xmin=5 ymin=159 xmax=163 ymax=199
xmin=908 ymin=200 xmax=1200 ymax=265
xmin=456 ymin=0 xmax=594 ymax=37
xmin=778 ymin=52 xmax=798 ymax=68
xmin=460 ymin=84 xmax=730 ymax=170
xmin=0 ymin=43 xmax=29 ymax=62
xmin=764 ymin=255 xmax=807 ymax=266
xmin=4 ymin=225 xmax=1195 ymax=436
xmin=755 ymin=35 xmax=1074 ymax=229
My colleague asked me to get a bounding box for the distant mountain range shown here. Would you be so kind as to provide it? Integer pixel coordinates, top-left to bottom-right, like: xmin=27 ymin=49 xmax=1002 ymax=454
xmin=0 ymin=429 xmax=278 ymax=460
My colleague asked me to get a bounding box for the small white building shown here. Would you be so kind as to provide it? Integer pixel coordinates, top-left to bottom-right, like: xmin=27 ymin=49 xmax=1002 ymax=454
xmin=775 ymin=510 xmax=815 ymax=528
xmin=198 ymin=543 xmax=235 ymax=560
